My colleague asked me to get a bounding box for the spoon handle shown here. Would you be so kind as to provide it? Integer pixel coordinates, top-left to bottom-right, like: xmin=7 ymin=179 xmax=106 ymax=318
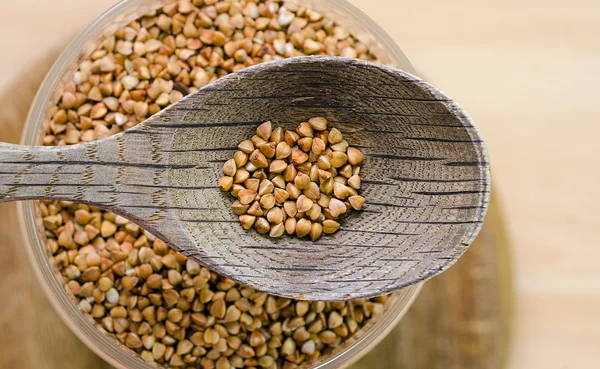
xmin=0 ymin=136 xmax=196 ymax=250
xmin=0 ymin=136 xmax=160 ymax=209
xmin=0 ymin=142 xmax=103 ymax=203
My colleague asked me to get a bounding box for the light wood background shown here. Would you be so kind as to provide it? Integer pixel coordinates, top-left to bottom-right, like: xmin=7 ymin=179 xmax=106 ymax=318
xmin=0 ymin=0 xmax=598 ymax=368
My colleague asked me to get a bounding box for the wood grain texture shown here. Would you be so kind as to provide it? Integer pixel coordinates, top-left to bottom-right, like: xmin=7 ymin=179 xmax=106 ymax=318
xmin=0 ymin=57 xmax=490 ymax=301
xmin=0 ymin=48 xmax=509 ymax=369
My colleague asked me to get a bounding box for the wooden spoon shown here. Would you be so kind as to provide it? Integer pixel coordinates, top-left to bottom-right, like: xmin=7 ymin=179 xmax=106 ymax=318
xmin=0 ymin=57 xmax=490 ymax=300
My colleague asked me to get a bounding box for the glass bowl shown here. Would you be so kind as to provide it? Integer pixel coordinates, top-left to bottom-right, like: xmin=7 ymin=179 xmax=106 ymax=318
xmin=18 ymin=0 xmax=422 ymax=368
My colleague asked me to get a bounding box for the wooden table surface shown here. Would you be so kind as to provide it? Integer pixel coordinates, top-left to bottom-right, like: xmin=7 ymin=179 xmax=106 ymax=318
xmin=0 ymin=0 xmax=598 ymax=368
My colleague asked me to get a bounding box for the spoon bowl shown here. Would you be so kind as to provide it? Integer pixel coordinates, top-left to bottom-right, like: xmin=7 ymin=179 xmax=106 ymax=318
xmin=0 ymin=57 xmax=490 ymax=300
